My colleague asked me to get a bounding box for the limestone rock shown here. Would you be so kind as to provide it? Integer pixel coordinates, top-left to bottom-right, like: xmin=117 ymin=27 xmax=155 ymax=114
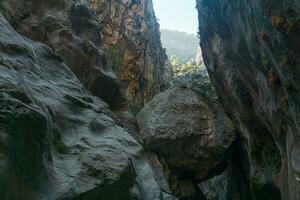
xmin=90 ymin=0 xmax=170 ymax=105
xmin=137 ymin=86 xmax=235 ymax=181
xmin=197 ymin=0 xmax=300 ymax=198
xmin=0 ymin=13 xmax=173 ymax=200
xmin=0 ymin=0 xmax=170 ymax=107
xmin=0 ymin=0 xmax=125 ymax=109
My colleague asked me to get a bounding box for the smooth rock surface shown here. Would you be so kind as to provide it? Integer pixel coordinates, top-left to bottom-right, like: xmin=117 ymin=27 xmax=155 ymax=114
xmin=197 ymin=0 xmax=300 ymax=199
xmin=0 ymin=0 xmax=124 ymax=108
xmin=0 ymin=13 xmax=173 ymax=200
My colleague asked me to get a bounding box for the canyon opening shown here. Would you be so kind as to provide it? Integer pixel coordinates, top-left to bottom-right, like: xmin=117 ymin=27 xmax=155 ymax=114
xmin=0 ymin=0 xmax=299 ymax=200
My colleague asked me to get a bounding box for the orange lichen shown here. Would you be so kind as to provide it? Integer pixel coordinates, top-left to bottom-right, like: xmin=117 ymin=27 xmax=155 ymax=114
xmin=270 ymin=15 xmax=285 ymax=29
xmin=267 ymin=69 xmax=279 ymax=85
xmin=90 ymin=0 xmax=98 ymax=10
xmin=282 ymin=54 xmax=296 ymax=66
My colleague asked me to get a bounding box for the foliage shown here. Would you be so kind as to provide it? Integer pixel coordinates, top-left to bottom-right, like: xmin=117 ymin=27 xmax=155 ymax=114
xmin=106 ymin=44 xmax=123 ymax=74
xmin=53 ymin=128 xmax=68 ymax=154
xmin=169 ymin=55 xmax=216 ymax=98
xmin=129 ymin=104 xmax=143 ymax=116
xmin=160 ymin=29 xmax=199 ymax=63
xmin=170 ymin=55 xmax=205 ymax=79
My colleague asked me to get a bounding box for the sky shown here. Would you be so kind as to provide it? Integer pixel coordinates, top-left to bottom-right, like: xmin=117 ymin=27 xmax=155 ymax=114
xmin=153 ymin=0 xmax=198 ymax=35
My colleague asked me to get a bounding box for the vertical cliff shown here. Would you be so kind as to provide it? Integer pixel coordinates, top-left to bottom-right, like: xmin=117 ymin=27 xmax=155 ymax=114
xmin=90 ymin=0 xmax=170 ymax=105
xmin=0 ymin=0 xmax=169 ymax=108
xmin=197 ymin=0 xmax=300 ymax=199
xmin=0 ymin=8 xmax=178 ymax=200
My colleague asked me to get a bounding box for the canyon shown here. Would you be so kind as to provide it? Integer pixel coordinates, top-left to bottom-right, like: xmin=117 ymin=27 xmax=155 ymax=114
xmin=0 ymin=0 xmax=299 ymax=199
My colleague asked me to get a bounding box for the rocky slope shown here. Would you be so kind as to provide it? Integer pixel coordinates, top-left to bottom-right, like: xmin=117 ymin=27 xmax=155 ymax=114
xmin=197 ymin=0 xmax=300 ymax=199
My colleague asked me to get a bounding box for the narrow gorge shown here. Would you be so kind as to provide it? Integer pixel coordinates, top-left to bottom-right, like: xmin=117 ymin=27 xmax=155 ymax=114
xmin=0 ymin=0 xmax=299 ymax=200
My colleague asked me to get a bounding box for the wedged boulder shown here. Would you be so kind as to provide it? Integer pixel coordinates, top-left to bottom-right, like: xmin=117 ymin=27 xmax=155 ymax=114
xmin=0 ymin=13 xmax=177 ymax=200
xmin=137 ymin=86 xmax=236 ymax=181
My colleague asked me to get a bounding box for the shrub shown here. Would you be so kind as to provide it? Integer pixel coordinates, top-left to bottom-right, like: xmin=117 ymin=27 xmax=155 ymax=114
xmin=52 ymin=128 xmax=68 ymax=154
xmin=129 ymin=104 xmax=143 ymax=116
xmin=106 ymin=44 xmax=123 ymax=74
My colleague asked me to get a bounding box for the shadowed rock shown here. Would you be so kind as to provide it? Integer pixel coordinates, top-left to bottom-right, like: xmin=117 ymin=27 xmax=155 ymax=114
xmin=197 ymin=0 xmax=300 ymax=198
xmin=0 ymin=13 xmax=176 ymax=200
xmin=0 ymin=0 xmax=125 ymax=109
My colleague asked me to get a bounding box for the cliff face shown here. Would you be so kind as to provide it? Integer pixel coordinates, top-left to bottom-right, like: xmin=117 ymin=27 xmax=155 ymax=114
xmin=3 ymin=0 xmax=300 ymax=199
xmin=90 ymin=0 xmax=170 ymax=105
xmin=0 ymin=0 xmax=168 ymax=107
xmin=0 ymin=0 xmax=127 ymax=109
xmin=197 ymin=0 xmax=300 ymax=199
xmin=0 ymin=11 xmax=179 ymax=200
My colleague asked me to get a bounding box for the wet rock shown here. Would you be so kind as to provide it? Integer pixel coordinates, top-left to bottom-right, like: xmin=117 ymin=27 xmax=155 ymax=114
xmin=137 ymin=86 xmax=235 ymax=181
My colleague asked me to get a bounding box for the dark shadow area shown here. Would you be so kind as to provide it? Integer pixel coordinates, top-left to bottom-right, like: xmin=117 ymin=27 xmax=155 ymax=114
xmin=255 ymin=183 xmax=281 ymax=200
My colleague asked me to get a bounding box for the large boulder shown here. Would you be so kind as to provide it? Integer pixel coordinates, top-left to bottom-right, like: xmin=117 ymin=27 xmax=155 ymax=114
xmin=137 ymin=86 xmax=236 ymax=181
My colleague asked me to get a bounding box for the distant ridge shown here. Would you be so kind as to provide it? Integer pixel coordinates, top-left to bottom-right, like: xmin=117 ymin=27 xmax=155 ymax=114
xmin=160 ymin=29 xmax=199 ymax=63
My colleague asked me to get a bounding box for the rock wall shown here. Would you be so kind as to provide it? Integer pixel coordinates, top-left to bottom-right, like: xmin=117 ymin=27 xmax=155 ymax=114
xmin=0 ymin=11 xmax=177 ymax=200
xmin=197 ymin=0 xmax=300 ymax=199
xmin=0 ymin=0 xmax=169 ymax=108
xmin=0 ymin=0 xmax=127 ymax=109
xmin=89 ymin=0 xmax=170 ymax=105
